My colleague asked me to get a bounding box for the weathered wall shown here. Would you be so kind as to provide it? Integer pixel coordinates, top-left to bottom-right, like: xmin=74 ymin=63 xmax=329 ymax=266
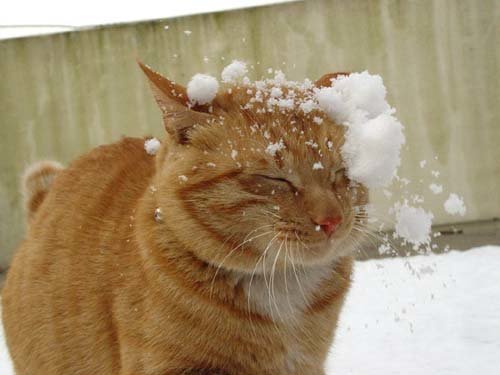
xmin=0 ymin=0 xmax=498 ymax=267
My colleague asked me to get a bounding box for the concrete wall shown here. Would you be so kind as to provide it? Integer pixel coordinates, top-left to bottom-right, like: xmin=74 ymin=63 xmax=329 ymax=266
xmin=1 ymin=0 xmax=498 ymax=267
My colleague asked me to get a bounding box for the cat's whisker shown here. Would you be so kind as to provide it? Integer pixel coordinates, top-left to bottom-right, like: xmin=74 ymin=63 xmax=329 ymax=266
xmin=269 ymin=237 xmax=285 ymax=324
xmin=246 ymin=232 xmax=280 ymax=316
xmin=247 ymin=232 xmax=282 ymax=339
xmin=289 ymin=232 xmax=309 ymax=306
xmin=210 ymin=229 xmax=274 ymax=298
xmin=282 ymin=237 xmax=305 ymax=331
xmin=259 ymin=208 xmax=282 ymax=220
xmin=283 ymin=235 xmax=295 ymax=318
xmin=351 ymin=224 xmax=402 ymax=257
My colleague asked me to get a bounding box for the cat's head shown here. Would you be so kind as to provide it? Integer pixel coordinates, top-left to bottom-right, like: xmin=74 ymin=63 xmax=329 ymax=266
xmin=140 ymin=63 xmax=368 ymax=273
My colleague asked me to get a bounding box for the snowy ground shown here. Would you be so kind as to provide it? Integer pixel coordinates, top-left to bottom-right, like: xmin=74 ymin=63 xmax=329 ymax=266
xmin=1 ymin=246 xmax=499 ymax=374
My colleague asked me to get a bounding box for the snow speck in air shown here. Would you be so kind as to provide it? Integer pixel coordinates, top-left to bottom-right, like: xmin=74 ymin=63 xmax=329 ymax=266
xmin=429 ymin=183 xmax=443 ymax=194
xmin=444 ymin=193 xmax=466 ymax=216
xmin=315 ymin=71 xmax=404 ymax=188
xmin=395 ymin=204 xmax=434 ymax=246
xmin=184 ymin=30 xmax=192 ymax=35
xmin=420 ymin=160 xmax=427 ymax=168
xmin=178 ymin=175 xmax=188 ymax=183
xmin=163 ymin=25 xmax=169 ymax=30
xmin=221 ymin=60 xmax=248 ymax=83
xmin=266 ymin=140 xmax=285 ymax=156
xmin=312 ymin=162 xmax=324 ymax=170
xmin=231 ymin=150 xmax=238 ymax=160
xmin=144 ymin=138 xmax=161 ymax=155
xmin=187 ymin=74 xmax=219 ymax=105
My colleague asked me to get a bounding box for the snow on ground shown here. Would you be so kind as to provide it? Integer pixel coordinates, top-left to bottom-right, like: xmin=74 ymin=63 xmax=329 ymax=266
xmin=1 ymin=246 xmax=499 ymax=374
xmin=327 ymin=246 xmax=500 ymax=375
xmin=0 ymin=310 xmax=13 ymax=374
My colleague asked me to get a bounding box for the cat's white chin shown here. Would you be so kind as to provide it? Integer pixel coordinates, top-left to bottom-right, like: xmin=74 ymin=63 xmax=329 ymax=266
xmin=294 ymin=236 xmax=355 ymax=266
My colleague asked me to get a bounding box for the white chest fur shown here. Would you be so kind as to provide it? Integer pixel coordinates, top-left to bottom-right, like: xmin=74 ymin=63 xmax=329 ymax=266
xmin=241 ymin=262 xmax=333 ymax=323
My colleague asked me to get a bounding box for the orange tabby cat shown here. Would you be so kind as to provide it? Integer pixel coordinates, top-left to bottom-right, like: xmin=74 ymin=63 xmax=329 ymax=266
xmin=2 ymin=63 xmax=368 ymax=374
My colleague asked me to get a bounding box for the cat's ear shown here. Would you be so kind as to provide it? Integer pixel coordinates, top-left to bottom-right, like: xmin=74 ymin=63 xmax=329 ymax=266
xmin=315 ymin=72 xmax=350 ymax=87
xmin=138 ymin=61 xmax=214 ymax=144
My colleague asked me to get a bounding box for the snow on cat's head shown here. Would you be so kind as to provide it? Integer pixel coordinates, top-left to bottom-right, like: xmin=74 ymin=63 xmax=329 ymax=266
xmin=139 ymin=61 xmax=375 ymax=271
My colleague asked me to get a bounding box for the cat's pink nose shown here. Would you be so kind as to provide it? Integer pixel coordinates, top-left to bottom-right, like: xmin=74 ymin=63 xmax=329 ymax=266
xmin=316 ymin=217 xmax=342 ymax=236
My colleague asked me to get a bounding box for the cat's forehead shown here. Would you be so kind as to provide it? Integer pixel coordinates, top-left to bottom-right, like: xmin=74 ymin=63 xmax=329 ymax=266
xmin=211 ymin=84 xmax=346 ymax=174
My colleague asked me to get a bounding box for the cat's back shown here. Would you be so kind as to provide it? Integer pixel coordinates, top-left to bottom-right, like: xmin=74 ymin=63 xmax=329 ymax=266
xmin=2 ymin=136 xmax=155 ymax=375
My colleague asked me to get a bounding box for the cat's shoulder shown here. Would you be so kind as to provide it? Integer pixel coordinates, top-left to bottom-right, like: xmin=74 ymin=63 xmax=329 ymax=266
xmin=46 ymin=136 xmax=157 ymax=203
xmin=63 ymin=136 xmax=156 ymax=178
xmin=74 ymin=136 xmax=154 ymax=167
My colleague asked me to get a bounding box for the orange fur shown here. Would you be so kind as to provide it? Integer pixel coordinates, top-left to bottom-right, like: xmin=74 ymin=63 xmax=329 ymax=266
xmin=21 ymin=160 xmax=64 ymax=223
xmin=2 ymin=64 xmax=368 ymax=374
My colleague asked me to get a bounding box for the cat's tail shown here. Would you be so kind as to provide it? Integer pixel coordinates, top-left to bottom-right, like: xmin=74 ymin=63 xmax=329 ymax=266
xmin=22 ymin=161 xmax=64 ymax=221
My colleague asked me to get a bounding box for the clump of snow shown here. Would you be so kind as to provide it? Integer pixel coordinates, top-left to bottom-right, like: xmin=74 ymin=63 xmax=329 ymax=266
xmin=299 ymin=99 xmax=317 ymax=114
xmin=312 ymin=162 xmax=324 ymax=170
xmin=444 ymin=193 xmax=466 ymax=216
xmin=394 ymin=203 xmax=434 ymax=246
xmin=342 ymin=113 xmax=405 ymax=188
xmin=265 ymin=139 xmax=285 ymax=156
xmin=429 ymin=183 xmax=443 ymax=194
xmin=270 ymin=87 xmax=283 ymax=98
xmin=144 ymin=138 xmax=161 ymax=155
xmin=314 ymin=71 xmax=405 ymax=188
xmin=178 ymin=175 xmax=188 ymax=182
xmin=313 ymin=116 xmax=323 ymax=125
xmin=154 ymin=207 xmax=163 ymax=222
xmin=221 ymin=60 xmax=248 ymax=83
xmin=187 ymin=74 xmax=219 ymax=105
xmin=315 ymin=71 xmax=390 ymax=125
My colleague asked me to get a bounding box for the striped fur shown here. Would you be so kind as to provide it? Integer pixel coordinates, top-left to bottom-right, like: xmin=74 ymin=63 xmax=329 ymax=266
xmin=2 ymin=66 xmax=368 ymax=375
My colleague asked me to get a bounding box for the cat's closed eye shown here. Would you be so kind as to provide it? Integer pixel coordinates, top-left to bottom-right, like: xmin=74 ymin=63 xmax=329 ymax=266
xmin=239 ymin=174 xmax=296 ymax=196
xmin=254 ymin=174 xmax=292 ymax=185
